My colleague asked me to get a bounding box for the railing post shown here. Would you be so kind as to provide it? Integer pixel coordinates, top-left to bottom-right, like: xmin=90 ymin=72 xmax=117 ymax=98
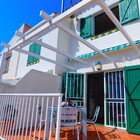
xmin=0 ymin=53 xmax=6 ymax=82
xmin=55 ymin=95 xmax=62 ymax=140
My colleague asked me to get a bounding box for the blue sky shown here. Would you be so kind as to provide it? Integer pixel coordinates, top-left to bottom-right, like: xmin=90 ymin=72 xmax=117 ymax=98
xmin=0 ymin=0 xmax=62 ymax=52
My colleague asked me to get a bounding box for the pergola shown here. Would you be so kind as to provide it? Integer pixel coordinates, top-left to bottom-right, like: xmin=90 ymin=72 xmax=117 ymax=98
xmin=1 ymin=0 xmax=140 ymax=80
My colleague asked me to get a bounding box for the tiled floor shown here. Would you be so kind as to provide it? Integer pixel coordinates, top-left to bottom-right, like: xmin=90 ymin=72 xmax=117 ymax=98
xmin=54 ymin=124 xmax=140 ymax=140
xmin=86 ymin=124 xmax=140 ymax=140
xmin=1 ymin=124 xmax=140 ymax=140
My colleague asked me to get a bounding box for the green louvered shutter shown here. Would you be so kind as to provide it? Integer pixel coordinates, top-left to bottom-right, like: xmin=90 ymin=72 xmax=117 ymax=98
xmin=119 ymin=0 xmax=139 ymax=24
xmin=62 ymin=72 xmax=84 ymax=106
xmin=33 ymin=44 xmax=41 ymax=62
xmin=27 ymin=43 xmax=36 ymax=64
xmin=27 ymin=42 xmax=41 ymax=65
xmin=80 ymin=15 xmax=92 ymax=38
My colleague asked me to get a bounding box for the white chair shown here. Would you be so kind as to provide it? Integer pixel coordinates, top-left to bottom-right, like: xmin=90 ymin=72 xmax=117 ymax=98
xmin=60 ymin=107 xmax=81 ymax=140
xmin=87 ymin=106 xmax=101 ymax=140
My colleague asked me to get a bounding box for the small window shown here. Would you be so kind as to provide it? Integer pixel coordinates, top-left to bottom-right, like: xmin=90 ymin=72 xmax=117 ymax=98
xmin=95 ymin=6 xmax=119 ymax=35
xmin=3 ymin=54 xmax=11 ymax=73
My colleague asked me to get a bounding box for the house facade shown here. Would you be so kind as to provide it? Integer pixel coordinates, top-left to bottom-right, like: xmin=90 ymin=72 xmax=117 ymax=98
xmin=0 ymin=0 xmax=140 ymax=135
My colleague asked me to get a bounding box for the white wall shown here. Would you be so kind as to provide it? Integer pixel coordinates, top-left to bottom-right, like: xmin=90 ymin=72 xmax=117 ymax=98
xmin=68 ymin=0 xmax=140 ymax=72
xmin=0 ymin=69 xmax=62 ymax=93
xmin=2 ymin=27 xmax=60 ymax=80
xmin=55 ymin=20 xmax=75 ymax=74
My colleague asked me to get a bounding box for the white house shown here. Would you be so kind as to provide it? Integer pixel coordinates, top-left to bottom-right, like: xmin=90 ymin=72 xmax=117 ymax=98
xmin=0 ymin=0 xmax=140 ymax=135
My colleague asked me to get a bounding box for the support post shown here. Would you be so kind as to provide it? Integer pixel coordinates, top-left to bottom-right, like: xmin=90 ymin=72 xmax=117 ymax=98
xmin=0 ymin=52 xmax=6 ymax=82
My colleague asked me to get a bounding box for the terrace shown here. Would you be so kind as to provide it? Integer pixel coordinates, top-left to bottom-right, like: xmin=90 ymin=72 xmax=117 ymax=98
xmin=0 ymin=93 xmax=140 ymax=140
xmin=0 ymin=0 xmax=140 ymax=139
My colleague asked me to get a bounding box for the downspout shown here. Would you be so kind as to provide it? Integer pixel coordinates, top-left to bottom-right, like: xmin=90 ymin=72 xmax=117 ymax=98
xmin=14 ymin=51 xmax=21 ymax=78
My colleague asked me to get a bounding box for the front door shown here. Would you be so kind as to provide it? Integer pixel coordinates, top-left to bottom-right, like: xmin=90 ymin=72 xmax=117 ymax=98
xmin=124 ymin=65 xmax=140 ymax=134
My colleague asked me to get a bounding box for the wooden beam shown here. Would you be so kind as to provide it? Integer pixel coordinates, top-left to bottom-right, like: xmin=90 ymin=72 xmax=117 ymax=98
xmin=97 ymin=0 xmax=140 ymax=57
xmin=5 ymin=0 xmax=95 ymax=53
xmin=15 ymin=31 xmax=91 ymax=67
xmin=1 ymin=43 xmax=76 ymax=71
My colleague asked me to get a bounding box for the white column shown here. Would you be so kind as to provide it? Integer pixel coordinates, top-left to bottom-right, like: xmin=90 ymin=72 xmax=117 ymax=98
xmin=0 ymin=53 xmax=6 ymax=82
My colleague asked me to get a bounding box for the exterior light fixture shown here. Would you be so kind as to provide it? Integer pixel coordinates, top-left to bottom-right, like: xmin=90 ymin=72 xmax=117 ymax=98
xmin=95 ymin=62 xmax=102 ymax=70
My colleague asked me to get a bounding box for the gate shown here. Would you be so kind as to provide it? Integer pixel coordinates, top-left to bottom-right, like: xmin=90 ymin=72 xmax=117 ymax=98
xmin=105 ymin=71 xmax=126 ymax=129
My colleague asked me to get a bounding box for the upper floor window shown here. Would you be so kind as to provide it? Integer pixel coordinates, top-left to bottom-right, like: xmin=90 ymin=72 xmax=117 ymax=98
xmin=27 ymin=42 xmax=41 ymax=66
xmin=80 ymin=0 xmax=139 ymax=38
xmin=95 ymin=6 xmax=119 ymax=35
xmin=3 ymin=54 xmax=11 ymax=74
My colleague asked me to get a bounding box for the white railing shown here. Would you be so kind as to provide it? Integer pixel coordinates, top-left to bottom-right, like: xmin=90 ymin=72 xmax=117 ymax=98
xmin=0 ymin=93 xmax=62 ymax=140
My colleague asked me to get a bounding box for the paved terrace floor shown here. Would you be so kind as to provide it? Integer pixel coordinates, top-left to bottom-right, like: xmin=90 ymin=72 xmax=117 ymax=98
xmin=1 ymin=124 xmax=140 ymax=140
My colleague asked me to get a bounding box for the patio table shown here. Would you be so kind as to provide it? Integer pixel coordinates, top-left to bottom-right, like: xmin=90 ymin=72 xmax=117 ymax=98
xmin=45 ymin=107 xmax=87 ymax=140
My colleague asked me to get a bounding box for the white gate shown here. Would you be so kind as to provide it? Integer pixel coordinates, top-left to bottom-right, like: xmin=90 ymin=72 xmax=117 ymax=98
xmin=104 ymin=71 xmax=126 ymax=129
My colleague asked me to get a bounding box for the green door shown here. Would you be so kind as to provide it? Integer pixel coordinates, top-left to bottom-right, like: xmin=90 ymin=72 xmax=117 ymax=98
xmin=124 ymin=65 xmax=140 ymax=134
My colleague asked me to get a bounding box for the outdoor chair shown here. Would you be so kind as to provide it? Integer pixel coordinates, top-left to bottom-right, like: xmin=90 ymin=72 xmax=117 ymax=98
xmin=87 ymin=106 xmax=101 ymax=140
xmin=60 ymin=107 xmax=81 ymax=140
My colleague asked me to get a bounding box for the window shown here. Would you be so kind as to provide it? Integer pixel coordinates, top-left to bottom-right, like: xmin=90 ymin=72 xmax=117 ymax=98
xmin=95 ymin=6 xmax=119 ymax=35
xmin=3 ymin=54 xmax=11 ymax=73
xmin=80 ymin=0 xmax=139 ymax=38
xmin=27 ymin=42 xmax=41 ymax=66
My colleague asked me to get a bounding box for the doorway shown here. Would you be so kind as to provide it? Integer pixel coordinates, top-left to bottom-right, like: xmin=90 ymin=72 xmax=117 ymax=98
xmin=87 ymin=72 xmax=104 ymax=124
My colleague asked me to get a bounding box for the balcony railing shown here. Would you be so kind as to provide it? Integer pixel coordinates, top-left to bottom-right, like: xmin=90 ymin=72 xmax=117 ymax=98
xmin=0 ymin=93 xmax=62 ymax=140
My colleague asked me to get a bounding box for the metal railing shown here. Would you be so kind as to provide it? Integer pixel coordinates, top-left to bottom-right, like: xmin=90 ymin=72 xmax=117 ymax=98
xmin=105 ymin=71 xmax=126 ymax=129
xmin=0 ymin=93 xmax=62 ymax=140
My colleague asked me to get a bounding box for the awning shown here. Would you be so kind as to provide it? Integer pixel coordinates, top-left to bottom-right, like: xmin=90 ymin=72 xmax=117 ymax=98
xmin=68 ymin=40 xmax=140 ymax=62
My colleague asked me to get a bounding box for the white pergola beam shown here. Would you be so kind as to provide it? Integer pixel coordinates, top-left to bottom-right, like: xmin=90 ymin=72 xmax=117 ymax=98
xmin=97 ymin=0 xmax=140 ymax=57
xmin=5 ymin=0 xmax=95 ymax=53
xmin=56 ymin=23 xmax=117 ymax=66
xmin=1 ymin=43 xmax=76 ymax=71
xmin=40 ymin=10 xmax=52 ymax=22
xmin=1 ymin=43 xmax=11 ymax=48
xmin=15 ymin=31 xmax=91 ymax=67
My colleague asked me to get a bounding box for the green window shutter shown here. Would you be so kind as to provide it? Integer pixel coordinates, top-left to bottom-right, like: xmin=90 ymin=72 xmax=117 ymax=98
xmin=33 ymin=44 xmax=41 ymax=62
xmin=80 ymin=15 xmax=92 ymax=38
xmin=27 ymin=43 xmax=36 ymax=64
xmin=27 ymin=41 xmax=41 ymax=65
xmin=119 ymin=0 xmax=139 ymax=24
